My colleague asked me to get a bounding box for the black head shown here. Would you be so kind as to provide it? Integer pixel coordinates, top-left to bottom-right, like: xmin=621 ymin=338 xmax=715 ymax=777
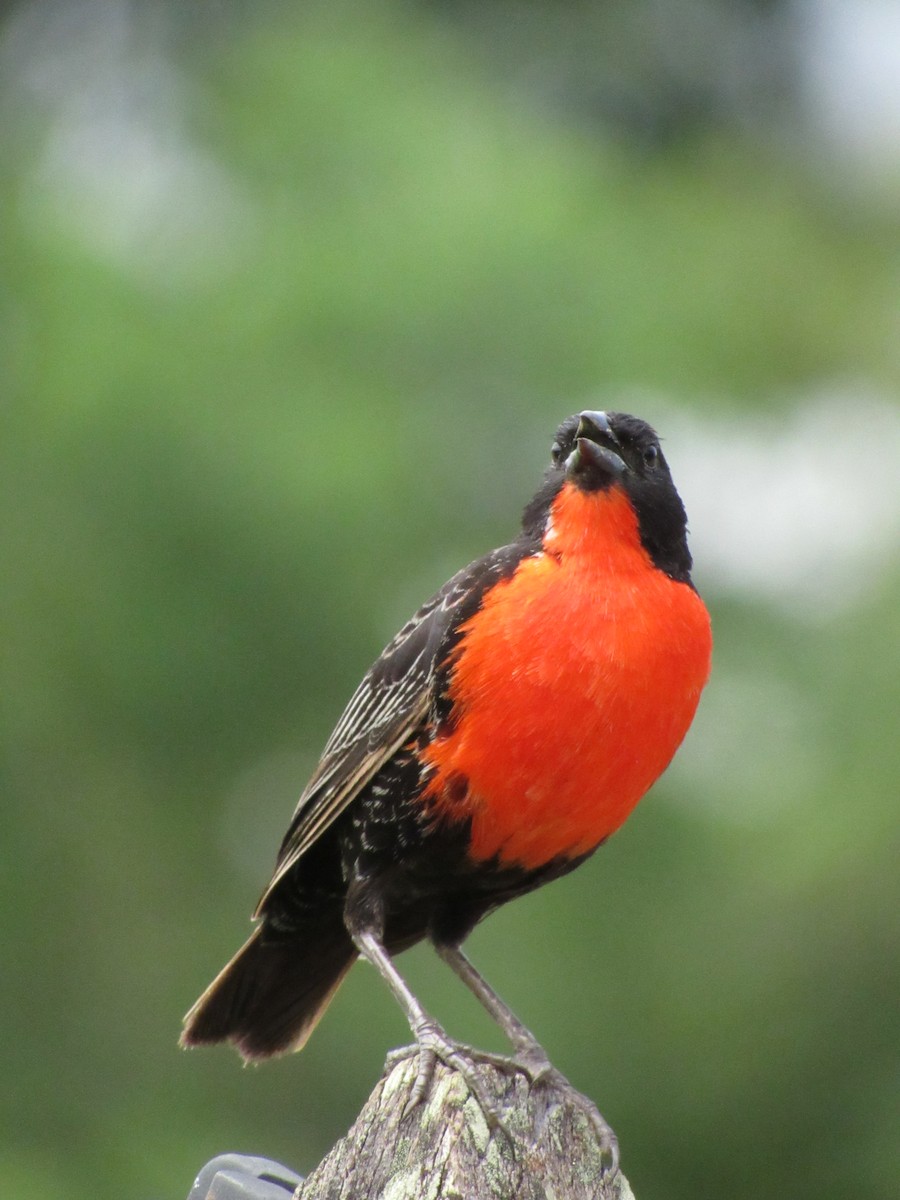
xmin=523 ymin=410 xmax=694 ymax=584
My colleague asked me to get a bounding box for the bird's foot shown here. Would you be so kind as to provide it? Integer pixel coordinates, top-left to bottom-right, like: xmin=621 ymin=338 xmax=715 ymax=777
xmin=385 ymin=1021 xmax=505 ymax=1130
xmin=524 ymin=1062 xmax=619 ymax=1175
xmin=467 ymin=1039 xmax=619 ymax=1175
xmin=507 ymin=1038 xmax=556 ymax=1085
xmin=385 ymin=1034 xmax=618 ymax=1174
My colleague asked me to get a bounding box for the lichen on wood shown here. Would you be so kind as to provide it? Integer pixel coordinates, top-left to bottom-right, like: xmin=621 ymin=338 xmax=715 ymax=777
xmin=295 ymin=1052 xmax=634 ymax=1200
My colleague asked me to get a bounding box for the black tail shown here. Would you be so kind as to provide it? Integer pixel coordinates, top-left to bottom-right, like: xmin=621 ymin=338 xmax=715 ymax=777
xmin=180 ymin=916 xmax=356 ymax=1061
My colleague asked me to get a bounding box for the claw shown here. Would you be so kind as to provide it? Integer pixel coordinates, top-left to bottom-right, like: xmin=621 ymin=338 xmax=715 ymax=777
xmin=386 ymin=1023 xmax=506 ymax=1131
xmin=406 ymin=1043 xmax=437 ymax=1113
xmin=412 ymin=1018 xmax=504 ymax=1129
xmin=384 ymin=1035 xmax=618 ymax=1176
xmin=527 ymin=1065 xmax=620 ymax=1175
xmin=470 ymin=1046 xmax=619 ymax=1175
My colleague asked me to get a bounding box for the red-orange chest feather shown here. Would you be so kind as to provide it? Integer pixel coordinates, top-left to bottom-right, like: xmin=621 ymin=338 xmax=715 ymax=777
xmin=422 ymin=485 xmax=712 ymax=869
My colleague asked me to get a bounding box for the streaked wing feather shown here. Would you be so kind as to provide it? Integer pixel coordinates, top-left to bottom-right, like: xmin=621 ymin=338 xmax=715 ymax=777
xmin=255 ymin=543 xmax=530 ymax=914
xmin=281 ymin=701 xmax=427 ymax=857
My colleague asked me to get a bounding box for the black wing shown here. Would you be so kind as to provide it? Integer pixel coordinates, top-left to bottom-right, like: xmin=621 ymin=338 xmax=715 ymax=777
xmin=254 ymin=541 xmax=532 ymax=913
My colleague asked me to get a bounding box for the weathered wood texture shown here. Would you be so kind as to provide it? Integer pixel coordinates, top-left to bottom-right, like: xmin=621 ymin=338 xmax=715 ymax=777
xmin=296 ymin=1053 xmax=634 ymax=1200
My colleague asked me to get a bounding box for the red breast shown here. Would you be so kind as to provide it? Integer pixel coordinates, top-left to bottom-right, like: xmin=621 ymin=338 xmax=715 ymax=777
xmin=422 ymin=483 xmax=712 ymax=869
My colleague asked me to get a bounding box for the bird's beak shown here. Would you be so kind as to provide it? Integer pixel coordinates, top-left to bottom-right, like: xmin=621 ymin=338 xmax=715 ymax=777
xmin=566 ymin=411 xmax=626 ymax=483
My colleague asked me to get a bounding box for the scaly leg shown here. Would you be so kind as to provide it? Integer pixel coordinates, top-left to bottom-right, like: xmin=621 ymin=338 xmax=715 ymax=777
xmin=434 ymin=942 xmax=552 ymax=1073
xmin=349 ymin=926 xmax=502 ymax=1126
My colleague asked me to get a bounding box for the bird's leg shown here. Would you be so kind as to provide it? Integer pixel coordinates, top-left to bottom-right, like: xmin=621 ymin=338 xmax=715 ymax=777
xmin=344 ymin=899 xmax=502 ymax=1126
xmin=435 ymin=942 xmax=619 ymax=1173
xmin=434 ymin=942 xmax=552 ymax=1077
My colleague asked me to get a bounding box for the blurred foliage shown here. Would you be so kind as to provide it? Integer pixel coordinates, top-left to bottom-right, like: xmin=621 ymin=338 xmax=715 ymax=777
xmin=421 ymin=0 xmax=800 ymax=147
xmin=1 ymin=3 xmax=898 ymax=1200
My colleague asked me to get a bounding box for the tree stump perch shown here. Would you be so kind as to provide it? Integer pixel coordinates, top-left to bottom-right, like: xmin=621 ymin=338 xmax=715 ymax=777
xmin=294 ymin=1052 xmax=634 ymax=1200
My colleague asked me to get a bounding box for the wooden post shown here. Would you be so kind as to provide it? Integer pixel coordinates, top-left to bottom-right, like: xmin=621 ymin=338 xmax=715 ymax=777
xmin=296 ymin=1052 xmax=634 ymax=1200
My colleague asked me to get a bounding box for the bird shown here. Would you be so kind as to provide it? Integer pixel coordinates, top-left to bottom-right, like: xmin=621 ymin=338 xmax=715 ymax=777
xmin=181 ymin=410 xmax=712 ymax=1168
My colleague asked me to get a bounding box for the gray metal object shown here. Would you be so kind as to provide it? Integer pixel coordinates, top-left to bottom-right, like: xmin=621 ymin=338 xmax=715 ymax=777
xmin=188 ymin=1154 xmax=303 ymax=1200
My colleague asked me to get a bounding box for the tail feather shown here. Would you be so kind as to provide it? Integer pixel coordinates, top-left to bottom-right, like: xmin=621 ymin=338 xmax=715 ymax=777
xmin=181 ymin=917 xmax=356 ymax=1061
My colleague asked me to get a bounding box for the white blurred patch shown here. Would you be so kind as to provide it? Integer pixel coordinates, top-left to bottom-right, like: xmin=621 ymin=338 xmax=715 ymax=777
xmin=795 ymin=0 xmax=900 ymax=185
xmin=653 ymin=388 xmax=900 ymax=620
xmin=633 ymin=386 xmax=900 ymax=827
xmin=2 ymin=0 xmax=252 ymax=286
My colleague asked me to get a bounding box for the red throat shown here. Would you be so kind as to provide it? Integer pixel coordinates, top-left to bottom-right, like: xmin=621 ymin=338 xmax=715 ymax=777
xmin=422 ymin=484 xmax=712 ymax=869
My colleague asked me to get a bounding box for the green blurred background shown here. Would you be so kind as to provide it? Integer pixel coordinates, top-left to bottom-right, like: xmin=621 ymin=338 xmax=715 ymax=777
xmin=2 ymin=1 xmax=898 ymax=1198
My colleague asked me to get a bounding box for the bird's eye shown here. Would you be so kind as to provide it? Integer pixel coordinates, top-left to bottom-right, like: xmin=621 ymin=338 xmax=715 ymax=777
xmin=643 ymin=444 xmax=659 ymax=469
xmin=551 ymin=440 xmax=563 ymax=463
